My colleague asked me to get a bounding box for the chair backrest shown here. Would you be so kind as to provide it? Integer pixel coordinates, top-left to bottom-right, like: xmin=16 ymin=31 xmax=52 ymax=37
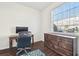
xmin=17 ymin=31 xmax=31 ymax=48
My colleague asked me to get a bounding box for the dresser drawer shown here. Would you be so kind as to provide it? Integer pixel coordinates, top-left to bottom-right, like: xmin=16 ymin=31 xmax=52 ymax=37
xmin=48 ymin=35 xmax=61 ymax=46
xmin=61 ymin=37 xmax=73 ymax=44
xmin=45 ymin=39 xmax=53 ymax=48
xmin=59 ymin=37 xmax=73 ymax=51
xmin=44 ymin=33 xmax=77 ymax=56
xmin=57 ymin=47 xmax=73 ymax=56
xmin=59 ymin=40 xmax=73 ymax=51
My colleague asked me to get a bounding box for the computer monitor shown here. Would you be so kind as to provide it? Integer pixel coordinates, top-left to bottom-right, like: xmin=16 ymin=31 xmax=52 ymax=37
xmin=16 ymin=27 xmax=28 ymax=33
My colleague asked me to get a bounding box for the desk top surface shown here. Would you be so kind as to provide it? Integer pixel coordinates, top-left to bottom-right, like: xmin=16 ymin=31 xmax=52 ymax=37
xmin=9 ymin=33 xmax=33 ymax=38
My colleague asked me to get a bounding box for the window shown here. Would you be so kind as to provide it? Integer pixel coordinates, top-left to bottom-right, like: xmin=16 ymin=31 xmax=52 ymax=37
xmin=51 ymin=2 xmax=79 ymax=33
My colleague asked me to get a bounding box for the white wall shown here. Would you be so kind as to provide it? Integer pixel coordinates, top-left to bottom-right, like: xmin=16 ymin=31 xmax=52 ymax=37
xmin=41 ymin=3 xmax=63 ymax=40
xmin=0 ymin=3 xmax=41 ymax=50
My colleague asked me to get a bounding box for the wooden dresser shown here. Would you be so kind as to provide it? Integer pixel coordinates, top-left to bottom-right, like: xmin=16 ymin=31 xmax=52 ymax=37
xmin=44 ymin=33 xmax=77 ymax=56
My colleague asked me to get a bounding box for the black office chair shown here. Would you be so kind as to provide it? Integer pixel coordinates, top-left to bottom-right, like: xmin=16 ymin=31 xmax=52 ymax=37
xmin=16 ymin=31 xmax=32 ymax=56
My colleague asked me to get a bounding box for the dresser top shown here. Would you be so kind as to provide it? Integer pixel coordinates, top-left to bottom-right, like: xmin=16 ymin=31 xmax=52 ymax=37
xmin=45 ymin=32 xmax=76 ymax=39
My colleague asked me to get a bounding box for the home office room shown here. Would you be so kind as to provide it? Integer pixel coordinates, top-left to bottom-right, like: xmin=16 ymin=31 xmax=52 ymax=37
xmin=0 ymin=0 xmax=79 ymax=57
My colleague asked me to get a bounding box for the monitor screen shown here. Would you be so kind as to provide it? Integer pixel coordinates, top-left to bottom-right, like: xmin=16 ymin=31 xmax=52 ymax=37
xmin=16 ymin=27 xmax=28 ymax=33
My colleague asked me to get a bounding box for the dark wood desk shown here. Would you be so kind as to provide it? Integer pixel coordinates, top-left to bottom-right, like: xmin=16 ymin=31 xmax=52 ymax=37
xmin=9 ymin=34 xmax=34 ymax=49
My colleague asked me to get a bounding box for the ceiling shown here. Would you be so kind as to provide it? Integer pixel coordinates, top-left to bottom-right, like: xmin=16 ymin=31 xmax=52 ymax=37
xmin=17 ymin=2 xmax=53 ymax=11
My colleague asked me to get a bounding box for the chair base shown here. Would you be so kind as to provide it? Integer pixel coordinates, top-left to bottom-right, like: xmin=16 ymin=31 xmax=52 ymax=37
xmin=16 ymin=49 xmax=31 ymax=56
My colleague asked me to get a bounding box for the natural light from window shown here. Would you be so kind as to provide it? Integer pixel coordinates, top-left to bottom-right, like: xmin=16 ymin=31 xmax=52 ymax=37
xmin=51 ymin=2 xmax=79 ymax=33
